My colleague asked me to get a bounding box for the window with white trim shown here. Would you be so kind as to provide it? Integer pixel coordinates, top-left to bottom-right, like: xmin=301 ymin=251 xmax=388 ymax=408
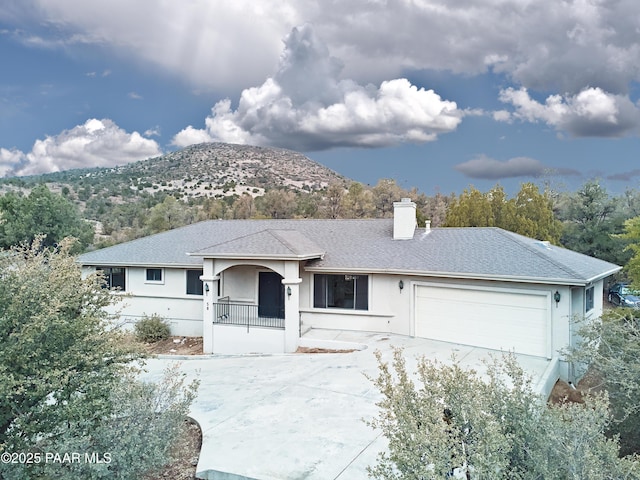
xmin=146 ymin=268 xmax=163 ymax=283
xmin=313 ymin=274 xmax=368 ymax=310
xmin=186 ymin=270 xmax=203 ymax=295
xmin=96 ymin=267 xmax=126 ymax=291
xmin=586 ymin=286 xmax=594 ymax=312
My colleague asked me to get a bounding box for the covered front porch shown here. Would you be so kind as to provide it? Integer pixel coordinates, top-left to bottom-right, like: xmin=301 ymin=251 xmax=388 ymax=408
xmin=199 ymin=262 xmax=303 ymax=354
xmin=188 ymin=228 xmax=325 ymax=354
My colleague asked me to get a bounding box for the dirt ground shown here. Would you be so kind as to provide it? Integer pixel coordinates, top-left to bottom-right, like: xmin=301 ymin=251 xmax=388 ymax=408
xmin=295 ymin=346 xmax=357 ymax=353
xmin=143 ymin=336 xmax=204 ymax=355
xmin=142 ymin=336 xmax=361 ymax=356
xmin=548 ymin=368 xmax=604 ymax=405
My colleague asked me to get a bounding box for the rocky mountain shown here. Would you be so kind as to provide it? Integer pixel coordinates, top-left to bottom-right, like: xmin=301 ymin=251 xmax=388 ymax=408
xmin=0 ymin=143 xmax=347 ymax=201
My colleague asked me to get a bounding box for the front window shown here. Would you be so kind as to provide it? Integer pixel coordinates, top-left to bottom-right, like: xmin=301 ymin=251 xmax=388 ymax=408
xmin=97 ymin=267 xmax=126 ymax=291
xmin=186 ymin=270 xmax=203 ymax=295
xmin=586 ymin=286 xmax=594 ymax=312
xmin=314 ymin=274 xmax=368 ymax=310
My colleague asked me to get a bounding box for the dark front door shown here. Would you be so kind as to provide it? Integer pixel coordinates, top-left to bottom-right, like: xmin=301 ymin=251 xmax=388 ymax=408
xmin=258 ymin=272 xmax=285 ymax=319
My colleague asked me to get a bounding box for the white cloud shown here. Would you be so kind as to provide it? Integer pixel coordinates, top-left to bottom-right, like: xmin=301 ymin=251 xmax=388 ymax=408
xmin=144 ymin=126 xmax=161 ymax=137
xmin=10 ymin=1 xmax=639 ymax=96
xmin=9 ymin=1 xmax=640 ymax=144
xmin=172 ymin=24 xmax=461 ymax=151
xmin=498 ymin=87 xmax=640 ymax=137
xmin=0 ymin=148 xmax=25 ymax=177
xmin=454 ymin=155 xmax=581 ymax=180
xmin=492 ymin=110 xmax=511 ymax=122
xmin=16 ymin=0 xmax=299 ymax=92
xmin=0 ymin=118 xmax=161 ymax=177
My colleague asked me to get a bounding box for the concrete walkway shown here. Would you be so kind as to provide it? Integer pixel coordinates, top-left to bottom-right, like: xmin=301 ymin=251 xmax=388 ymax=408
xmin=140 ymin=330 xmax=555 ymax=480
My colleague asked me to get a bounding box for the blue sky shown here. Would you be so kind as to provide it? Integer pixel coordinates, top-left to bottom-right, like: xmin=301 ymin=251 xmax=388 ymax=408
xmin=1 ymin=1 xmax=639 ymax=196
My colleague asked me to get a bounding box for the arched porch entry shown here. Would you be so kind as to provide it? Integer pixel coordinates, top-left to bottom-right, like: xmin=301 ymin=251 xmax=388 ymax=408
xmin=201 ymin=259 xmax=302 ymax=354
xmin=212 ymin=264 xmax=286 ymax=329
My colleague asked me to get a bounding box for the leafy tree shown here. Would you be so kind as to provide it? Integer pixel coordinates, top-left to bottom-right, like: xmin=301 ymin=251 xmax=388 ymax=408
xmin=568 ymin=308 xmax=640 ymax=456
xmin=444 ymin=185 xmax=496 ymax=227
xmin=259 ymin=189 xmax=297 ymax=219
xmin=232 ymin=193 xmax=255 ymax=219
xmin=322 ymin=183 xmax=346 ymax=219
xmin=342 ymin=182 xmax=374 ymax=218
xmin=368 ymin=348 xmax=637 ymax=479
xmin=421 ymin=190 xmax=455 ymax=227
xmin=511 ymin=182 xmax=562 ymax=243
xmin=372 ymin=179 xmax=404 ymax=217
xmin=559 ymin=181 xmax=629 ymax=264
xmin=444 ymin=183 xmax=562 ymax=243
xmin=0 ymin=185 xmax=94 ymax=251
xmin=619 ymin=215 xmax=640 ymax=288
xmin=489 ymin=184 xmax=518 ymax=230
xmin=295 ymin=191 xmax=322 ymax=218
xmin=146 ymin=195 xmax=193 ymax=233
xmin=197 ymin=197 xmax=230 ymax=220
xmin=622 ymin=188 xmax=640 ymax=218
xmin=0 ymin=239 xmax=198 ymax=479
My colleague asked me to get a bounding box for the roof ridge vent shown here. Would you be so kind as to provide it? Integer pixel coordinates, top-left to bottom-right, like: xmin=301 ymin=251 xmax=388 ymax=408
xmin=534 ymin=240 xmax=552 ymax=250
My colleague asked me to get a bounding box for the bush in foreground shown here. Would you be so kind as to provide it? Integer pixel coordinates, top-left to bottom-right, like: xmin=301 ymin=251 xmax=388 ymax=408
xmin=0 ymin=238 xmax=198 ymax=479
xmin=368 ymin=349 xmax=638 ymax=479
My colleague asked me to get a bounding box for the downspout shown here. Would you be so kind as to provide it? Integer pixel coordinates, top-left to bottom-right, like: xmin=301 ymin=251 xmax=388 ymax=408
xmin=569 ymin=287 xmax=578 ymax=382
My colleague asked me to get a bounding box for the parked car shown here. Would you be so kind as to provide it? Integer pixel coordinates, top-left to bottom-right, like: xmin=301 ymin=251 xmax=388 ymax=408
xmin=608 ymin=283 xmax=640 ymax=308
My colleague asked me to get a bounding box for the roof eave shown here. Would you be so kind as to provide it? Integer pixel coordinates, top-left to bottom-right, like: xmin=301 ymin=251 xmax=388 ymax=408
xmin=304 ymin=265 xmax=621 ymax=286
xmin=77 ymin=261 xmax=201 ymax=269
xmin=188 ymin=252 xmax=324 ymax=261
xmin=583 ymin=266 xmax=623 ymax=284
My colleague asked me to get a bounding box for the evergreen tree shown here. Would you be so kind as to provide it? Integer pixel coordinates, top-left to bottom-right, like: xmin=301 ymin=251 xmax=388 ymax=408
xmin=0 ymin=185 xmax=94 ymax=251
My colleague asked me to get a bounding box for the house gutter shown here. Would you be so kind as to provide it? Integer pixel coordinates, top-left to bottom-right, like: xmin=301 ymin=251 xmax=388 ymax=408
xmin=186 ymin=252 xmax=325 ymax=261
xmin=77 ymin=261 xmax=203 ymax=269
xmin=303 ymin=265 xmax=622 ymax=287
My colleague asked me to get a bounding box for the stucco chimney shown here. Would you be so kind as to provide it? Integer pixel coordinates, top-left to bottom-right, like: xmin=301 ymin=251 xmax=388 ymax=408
xmin=393 ymin=198 xmax=417 ymax=240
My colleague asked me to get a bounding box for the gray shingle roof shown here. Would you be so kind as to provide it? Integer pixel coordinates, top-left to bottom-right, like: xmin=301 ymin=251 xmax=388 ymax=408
xmin=78 ymin=219 xmax=620 ymax=285
xmin=190 ymin=229 xmax=325 ymax=259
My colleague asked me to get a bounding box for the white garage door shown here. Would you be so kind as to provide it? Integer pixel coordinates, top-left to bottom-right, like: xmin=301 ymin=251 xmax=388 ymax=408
xmin=415 ymin=284 xmax=550 ymax=358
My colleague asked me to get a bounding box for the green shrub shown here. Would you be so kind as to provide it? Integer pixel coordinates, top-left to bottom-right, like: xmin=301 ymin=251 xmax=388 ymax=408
xmin=135 ymin=314 xmax=171 ymax=343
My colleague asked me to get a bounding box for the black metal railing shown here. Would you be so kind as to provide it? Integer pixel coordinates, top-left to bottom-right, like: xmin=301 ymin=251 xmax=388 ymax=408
xmin=212 ymin=300 xmax=285 ymax=330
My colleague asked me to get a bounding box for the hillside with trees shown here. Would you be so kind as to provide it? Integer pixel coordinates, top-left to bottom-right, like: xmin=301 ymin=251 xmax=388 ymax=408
xmin=1 ymin=143 xmax=640 ymax=270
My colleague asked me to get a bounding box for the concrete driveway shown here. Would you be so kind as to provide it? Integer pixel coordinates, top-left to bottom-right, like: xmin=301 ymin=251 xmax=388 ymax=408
xmin=140 ymin=330 xmax=555 ymax=480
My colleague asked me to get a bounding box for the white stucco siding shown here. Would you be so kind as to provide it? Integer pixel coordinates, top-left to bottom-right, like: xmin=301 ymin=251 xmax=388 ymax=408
xmin=96 ymin=266 xmax=204 ymax=337
xmin=301 ymin=272 xmax=582 ymax=363
xmin=221 ymin=265 xmax=260 ymax=302
xmin=114 ymin=296 xmax=203 ymax=336
xmin=211 ymin=325 xmax=285 ymax=354
xmin=414 ymin=283 xmax=551 ymax=358
xmin=299 ymin=272 xmax=410 ymax=335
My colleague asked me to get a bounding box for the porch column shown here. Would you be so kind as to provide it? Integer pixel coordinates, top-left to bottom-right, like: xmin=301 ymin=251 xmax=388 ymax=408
xmin=200 ymin=274 xmax=220 ymax=354
xmin=282 ymin=262 xmax=302 ymax=353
